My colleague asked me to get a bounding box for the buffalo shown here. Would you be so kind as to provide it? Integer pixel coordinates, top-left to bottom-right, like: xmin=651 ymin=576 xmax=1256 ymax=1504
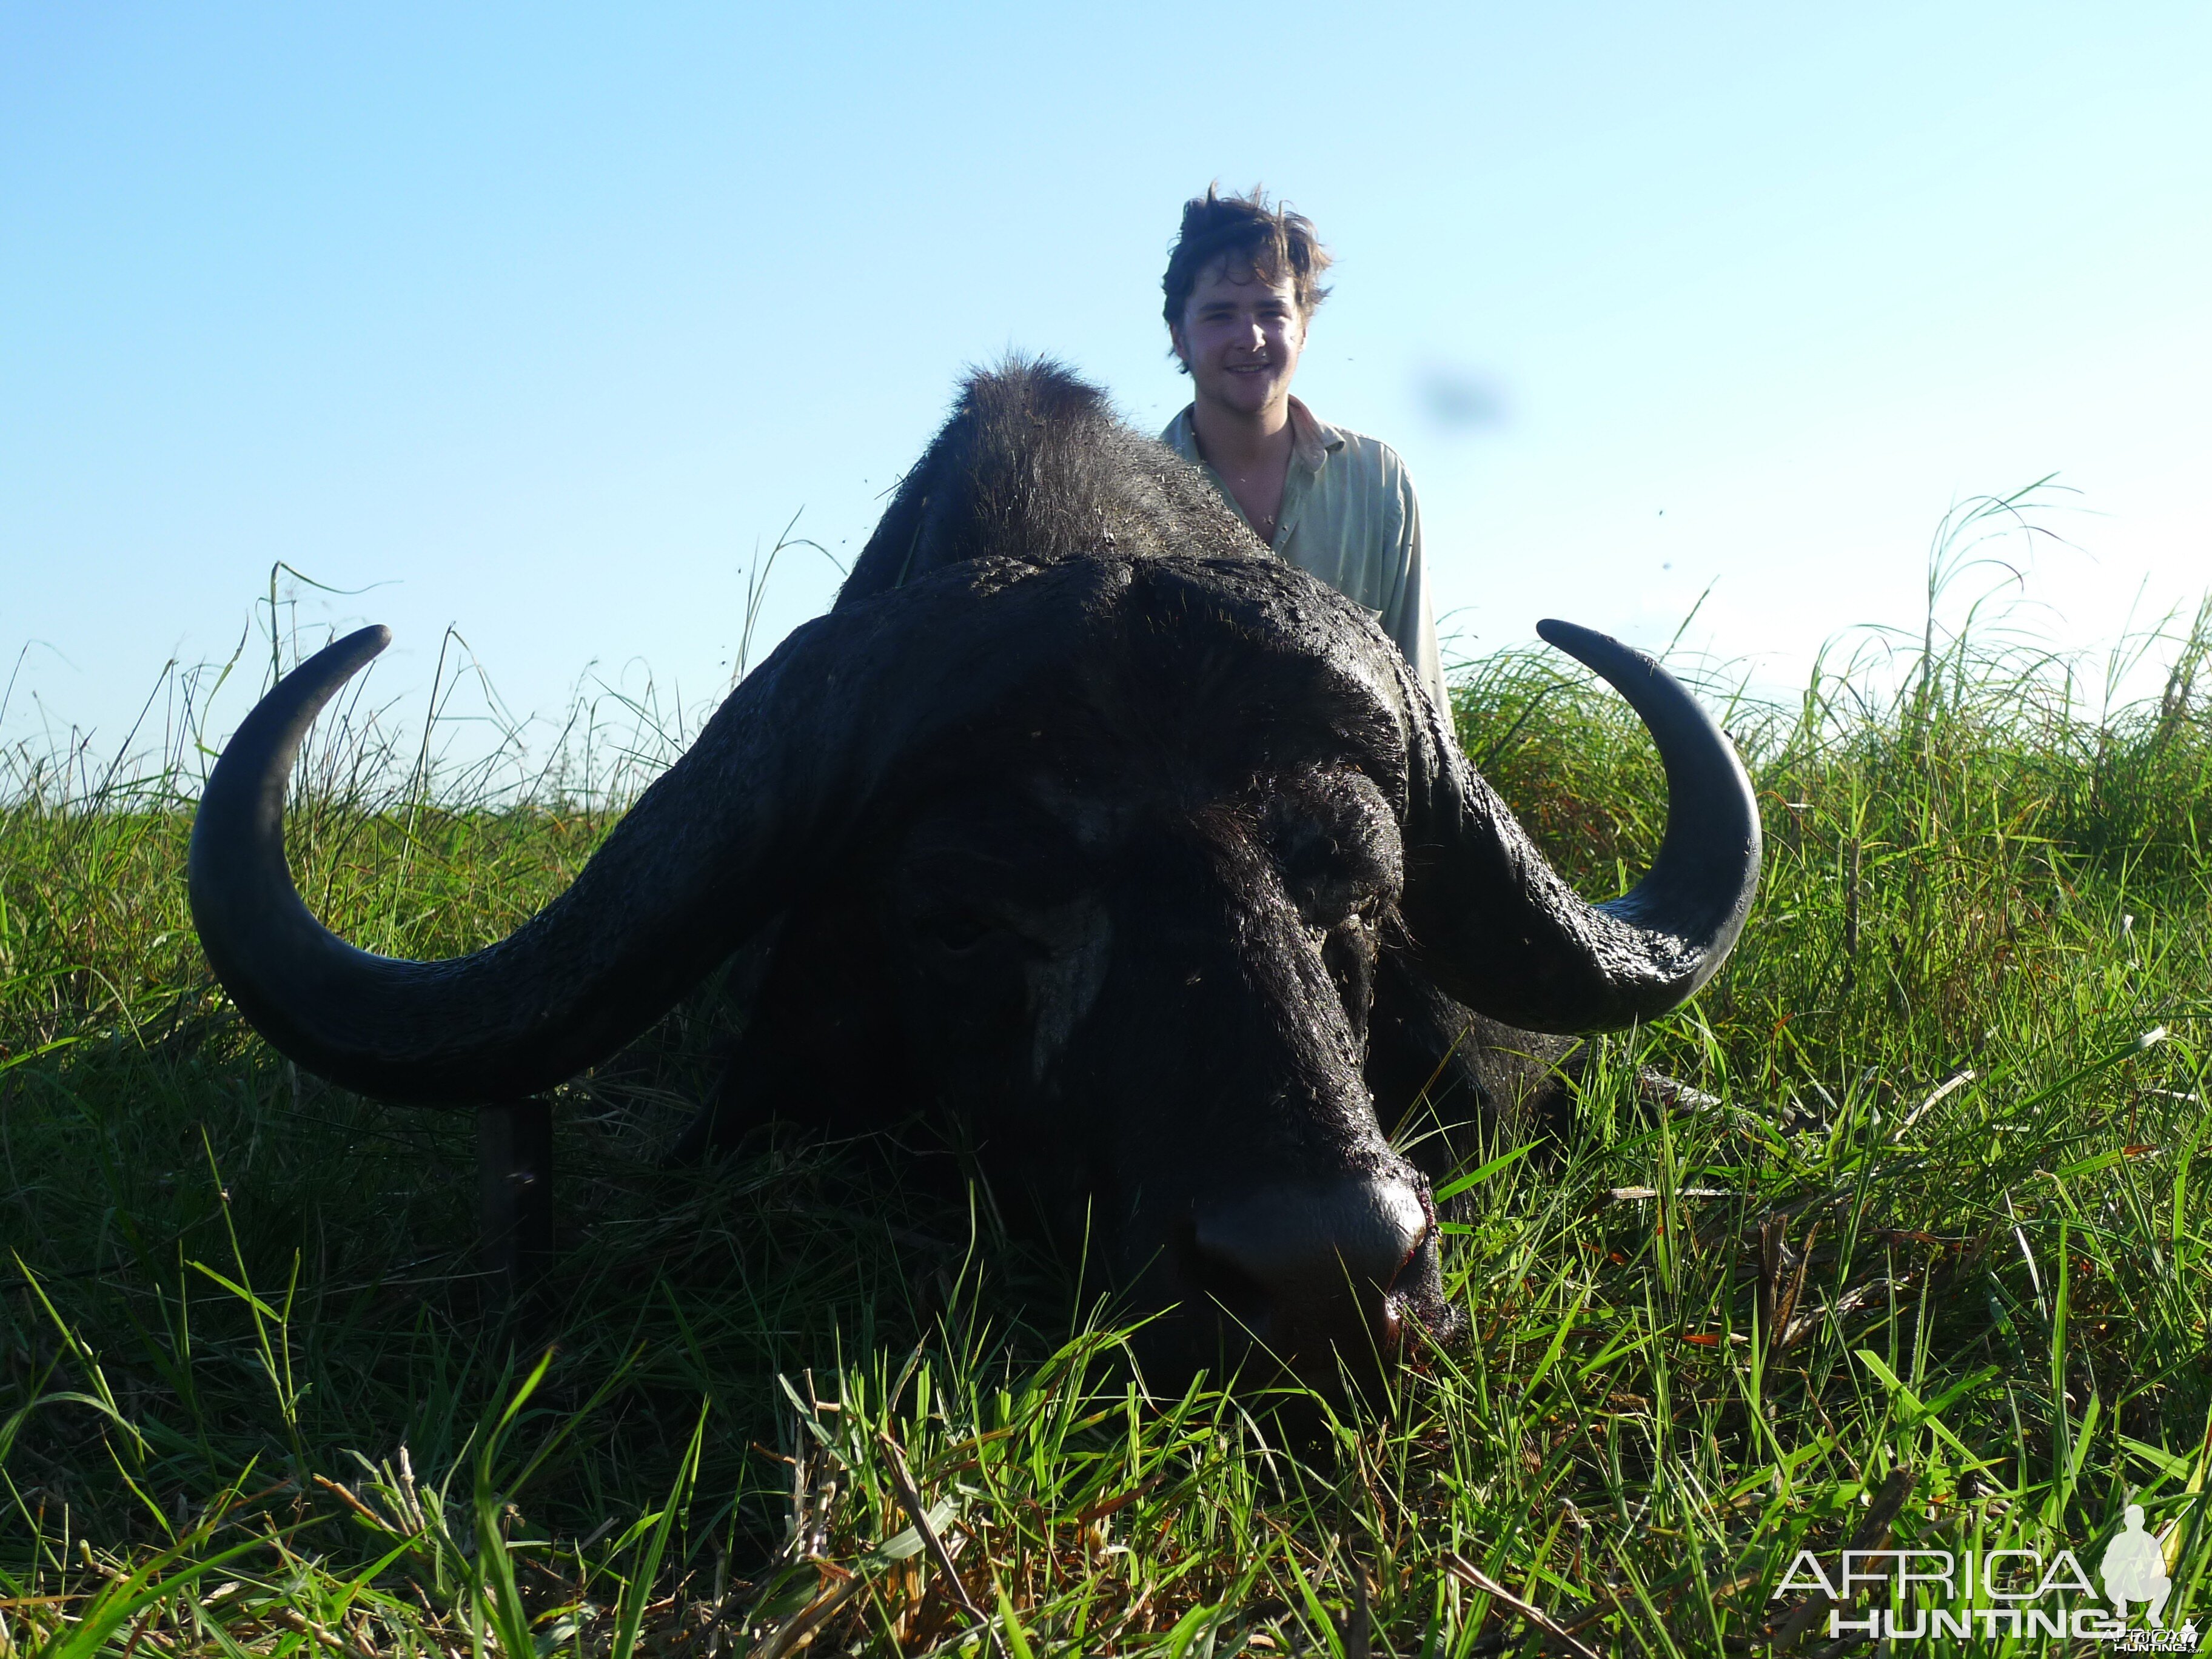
xmin=188 ymin=361 xmax=1759 ymax=1389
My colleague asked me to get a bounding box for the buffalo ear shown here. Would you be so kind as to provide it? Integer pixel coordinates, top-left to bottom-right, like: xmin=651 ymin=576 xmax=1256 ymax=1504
xmin=1364 ymin=944 xmax=1578 ymax=1184
xmin=657 ymin=918 xmax=786 ymax=1165
xmin=680 ymin=889 xmax=913 ymax=1161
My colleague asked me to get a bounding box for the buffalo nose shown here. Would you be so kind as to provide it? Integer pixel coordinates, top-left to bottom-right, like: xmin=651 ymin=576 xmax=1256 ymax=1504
xmin=1189 ymin=1176 xmax=1432 ymax=1361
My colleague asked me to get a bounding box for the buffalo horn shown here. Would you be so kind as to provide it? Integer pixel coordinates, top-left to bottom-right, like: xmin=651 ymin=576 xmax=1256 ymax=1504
xmin=187 ymin=560 xmax=1117 ymax=1104
xmin=1401 ymin=619 xmax=1761 ymax=1033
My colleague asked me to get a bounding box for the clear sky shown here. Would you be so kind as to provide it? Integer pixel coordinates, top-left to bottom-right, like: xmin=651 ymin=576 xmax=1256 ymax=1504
xmin=5 ymin=2 xmax=2208 ymax=771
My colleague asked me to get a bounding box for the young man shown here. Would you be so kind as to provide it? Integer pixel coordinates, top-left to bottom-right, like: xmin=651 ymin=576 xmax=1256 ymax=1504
xmin=1160 ymin=187 xmax=1450 ymax=714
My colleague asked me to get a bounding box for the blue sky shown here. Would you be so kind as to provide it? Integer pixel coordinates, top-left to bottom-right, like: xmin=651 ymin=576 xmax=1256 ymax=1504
xmin=5 ymin=2 xmax=2208 ymax=768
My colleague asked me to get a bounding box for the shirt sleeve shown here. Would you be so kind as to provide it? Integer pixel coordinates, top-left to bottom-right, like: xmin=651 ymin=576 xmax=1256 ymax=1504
xmin=1385 ymin=458 xmax=1452 ymax=719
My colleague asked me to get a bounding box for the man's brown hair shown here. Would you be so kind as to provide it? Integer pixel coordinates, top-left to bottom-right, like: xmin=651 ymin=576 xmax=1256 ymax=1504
xmin=1161 ymin=184 xmax=1333 ymax=354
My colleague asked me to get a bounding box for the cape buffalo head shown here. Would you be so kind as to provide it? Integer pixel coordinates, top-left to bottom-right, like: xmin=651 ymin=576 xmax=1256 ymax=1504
xmin=188 ymin=362 xmax=1760 ymax=1391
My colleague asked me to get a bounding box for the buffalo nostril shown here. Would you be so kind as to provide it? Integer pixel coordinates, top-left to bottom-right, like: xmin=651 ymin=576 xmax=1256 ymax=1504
xmin=1189 ymin=1176 xmax=1430 ymax=1352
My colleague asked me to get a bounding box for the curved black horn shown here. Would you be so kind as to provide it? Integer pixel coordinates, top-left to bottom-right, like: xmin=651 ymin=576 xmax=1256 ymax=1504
xmin=1399 ymin=619 xmax=1761 ymax=1033
xmin=188 ymin=560 xmax=1127 ymax=1104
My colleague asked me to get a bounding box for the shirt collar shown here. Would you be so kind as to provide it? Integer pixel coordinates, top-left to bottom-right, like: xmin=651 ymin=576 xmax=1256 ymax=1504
xmin=1168 ymin=397 xmax=1342 ymax=472
xmin=1286 ymin=396 xmax=1342 ymax=471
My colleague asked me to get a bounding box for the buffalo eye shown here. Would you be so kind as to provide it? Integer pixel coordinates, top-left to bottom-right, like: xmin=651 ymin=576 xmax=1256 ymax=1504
xmin=914 ymin=908 xmax=1002 ymax=957
xmin=1326 ymin=892 xmax=1383 ymax=945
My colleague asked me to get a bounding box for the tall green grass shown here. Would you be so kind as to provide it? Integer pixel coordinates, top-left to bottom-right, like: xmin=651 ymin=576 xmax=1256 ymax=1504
xmin=5 ymin=527 xmax=2211 ymax=1654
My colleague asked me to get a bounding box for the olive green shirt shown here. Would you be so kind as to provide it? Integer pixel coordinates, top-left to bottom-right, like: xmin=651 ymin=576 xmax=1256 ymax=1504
xmin=1161 ymin=399 xmax=1450 ymax=714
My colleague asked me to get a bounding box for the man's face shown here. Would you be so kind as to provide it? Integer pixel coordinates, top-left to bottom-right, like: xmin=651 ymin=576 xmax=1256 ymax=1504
xmin=1172 ymin=259 xmax=1307 ymax=420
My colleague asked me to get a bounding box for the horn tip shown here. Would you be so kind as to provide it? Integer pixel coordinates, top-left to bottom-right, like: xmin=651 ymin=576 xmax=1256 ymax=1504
xmin=1537 ymin=617 xmax=1649 ymax=675
xmin=1534 ymin=617 xmax=1589 ymax=649
xmin=313 ymin=623 xmax=393 ymax=682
